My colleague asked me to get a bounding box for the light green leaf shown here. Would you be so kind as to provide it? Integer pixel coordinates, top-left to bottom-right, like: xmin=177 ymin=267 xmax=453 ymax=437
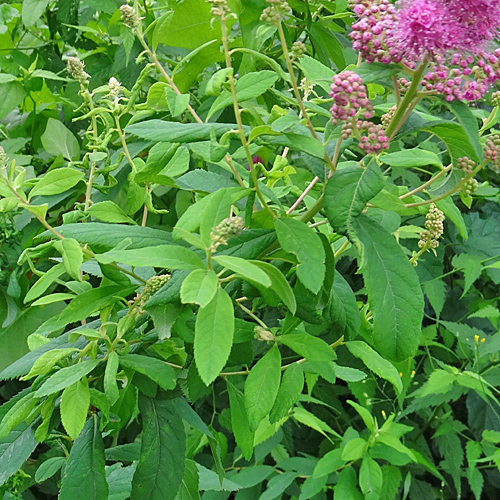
xmin=269 ymin=363 xmax=304 ymax=424
xmin=0 ymin=393 xmax=38 ymax=439
xmin=180 ymin=269 xmax=218 ymax=308
xmin=359 ymin=455 xmax=383 ymax=500
xmin=119 ymin=354 xmax=177 ymax=391
xmin=274 ymin=218 xmax=325 ymax=294
xmin=20 ymin=348 xmax=77 ymax=380
xmin=244 ymin=345 xmax=281 ymax=431
xmin=293 ymin=407 xmax=340 ymax=438
xmin=341 ymin=437 xmax=367 ymax=461
xmin=0 ymin=82 xmax=27 ymax=120
xmin=104 ymin=352 xmax=120 ymax=406
xmin=381 ymin=148 xmax=442 ymax=168
xmin=199 ymin=189 xmax=232 ymax=246
xmin=166 ymin=88 xmax=190 ymax=117
xmin=35 ymin=456 xmax=66 ymax=483
xmin=214 ymin=255 xmax=272 ymax=288
xmin=194 ymin=287 xmax=234 ymax=385
xmin=345 ymin=341 xmax=403 ymax=394
xmin=53 ymin=238 xmax=83 ymax=281
xmin=35 ymin=359 xmax=101 ymax=397
xmin=31 ymin=293 xmax=76 ymax=306
xmin=97 ymin=245 xmax=205 ymax=270
xmin=59 ymin=415 xmax=108 ymax=500
xmin=22 ymin=0 xmax=51 ymax=26
xmin=60 ymin=377 xmax=90 ymax=439
xmin=87 ymin=201 xmax=137 ymax=225
xmin=227 ymin=381 xmax=254 ymax=461
xmin=352 ymin=215 xmax=423 ymax=361
xmin=29 ymin=168 xmax=84 ymax=199
xmin=41 ymin=118 xmax=80 ymax=160
xmin=131 ymin=396 xmax=185 ymax=500
xmin=278 ymin=333 xmax=335 ymax=361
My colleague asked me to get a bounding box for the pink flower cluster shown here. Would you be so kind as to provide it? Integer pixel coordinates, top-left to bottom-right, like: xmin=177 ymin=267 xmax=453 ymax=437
xmin=350 ymin=0 xmax=500 ymax=101
xmin=330 ymin=71 xmax=374 ymax=123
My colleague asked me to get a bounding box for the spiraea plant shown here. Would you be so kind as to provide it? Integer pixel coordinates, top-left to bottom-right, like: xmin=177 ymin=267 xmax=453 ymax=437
xmin=1 ymin=0 xmax=500 ymax=499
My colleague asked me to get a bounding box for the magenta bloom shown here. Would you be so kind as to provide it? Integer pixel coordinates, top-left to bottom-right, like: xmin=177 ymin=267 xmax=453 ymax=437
xmin=395 ymin=0 xmax=465 ymax=60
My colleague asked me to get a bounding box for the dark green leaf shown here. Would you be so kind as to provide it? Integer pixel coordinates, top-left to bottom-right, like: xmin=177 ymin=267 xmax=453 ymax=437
xmin=269 ymin=363 xmax=304 ymax=424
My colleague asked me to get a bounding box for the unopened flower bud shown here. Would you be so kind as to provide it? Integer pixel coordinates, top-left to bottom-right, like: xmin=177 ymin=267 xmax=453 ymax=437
xmin=255 ymin=326 xmax=275 ymax=342
xmin=108 ymin=77 xmax=121 ymax=98
xmin=0 ymin=146 xmax=6 ymax=164
xmin=291 ymin=41 xmax=306 ymax=60
xmin=67 ymin=57 xmax=89 ymax=84
xmin=120 ymin=4 xmax=140 ymax=29
xmin=210 ymin=216 xmax=244 ymax=251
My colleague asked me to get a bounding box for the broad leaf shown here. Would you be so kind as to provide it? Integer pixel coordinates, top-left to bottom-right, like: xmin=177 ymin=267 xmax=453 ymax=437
xmin=270 ymin=363 xmax=304 ymax=424
xmin=40 ymin=118 xmax=79 ymax=160
xmin=278 ymin=333 xmax=335 ymax=362
xmin=87 ymin=201 xmax=137 ymax=225
xmin=54 ymin=238 xmax=83 ymax=281
xmin=30 ymin=168 xmax=84 ymax=198
xmin=180 ymin=269 xmax=218 ymax=308
xmin=60 ymin=377 xmax=90 ymax=439
xmin=131 ymin=395 xmax=185 ymax=500
xmin=59 ymin=415 xmax=108 ymax=500
xmin=244 ymin=345 xmax=281 ymax=431
xmin=119 ymin=354 xmax=177 ymax=391
xmin=194 ymin=287 xmax=235 ymax=385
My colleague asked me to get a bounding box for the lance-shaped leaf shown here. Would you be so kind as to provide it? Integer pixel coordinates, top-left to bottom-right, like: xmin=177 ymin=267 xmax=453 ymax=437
xmin=194 ymin=287 xmax=235 ymax=385
xmin=227 ymin=381 xmax=254 ymax=461
xmin=60 ymin=377 xmax=90 ymax=440
xmin=274 ymin=218 xmax=325 ymax=294
xmin=351 ymin=215 xmax=423 ymax=361
xmin=180 ymin=269 xmax=218 ymax=308
xmin=324 ymin=163 xmax=385 ymax=237
xmin=131 ymin=395 xmax=185 ymax=500
xmin=59 ymin=415 xmax=108 ymax=500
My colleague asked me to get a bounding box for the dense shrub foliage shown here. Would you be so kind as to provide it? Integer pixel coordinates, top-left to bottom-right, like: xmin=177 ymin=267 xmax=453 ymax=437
xmin=1 ymin=0 xmax=500 ymax=498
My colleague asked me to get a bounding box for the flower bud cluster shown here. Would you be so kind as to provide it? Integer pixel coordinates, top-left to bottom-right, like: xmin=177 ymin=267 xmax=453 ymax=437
xmin=381 ymin=105 xmax=397 ymax=129
xmin=67 ymin=57 xmax=90 ymax=85
xmin=260 ymin=0 xmax=289 ymax=24
xmin=462 ymin=178 xmax=478 ymax=197
xmin=120 ymin=5 xmax=140 ymax=30
xmin=133 ymin=274 xmax=170 ymax=311
xmin=330 ymin=71 xmax=374 ymax=124
xmin=457 ymin=156 xmax=475 ymax=174
xmin=210 ymin=217 xmax=244 ymax=251
xmin=0 ymin=146 xmax=6 ymax=165
xmin=254 ymin=326 xmax=275 ymax=342
xmin=484 ymin=134 xmax=500 ymax=169
xmin=418 ymin=203 xmax=444 ymax=249
xmin=208 ymin=0 xmax=230 ymax=17
xmin=357 ymin=121 xmax=390 ymax=154
xmin=350 ymin=0 xmax=402 ymax=64
xmin=291 ymin=41 xmax=306 ymax=60
xmin=398 ymin=78 xmax=411 ymax=94
xmin=108 ymin=77 xmax=121 ymax=99
xmin=492 ymin=91 xmax=500 ymax=107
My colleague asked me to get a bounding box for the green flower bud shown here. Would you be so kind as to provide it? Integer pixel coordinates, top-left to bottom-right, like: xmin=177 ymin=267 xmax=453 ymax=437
xmin=67 ymin=57 xmax=90 ymax=84
xmin=120 ymin=4 xmax=140 ymax=30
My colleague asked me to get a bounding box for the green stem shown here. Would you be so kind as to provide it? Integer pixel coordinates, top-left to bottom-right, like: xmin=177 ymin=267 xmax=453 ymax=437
xmin=385 ymin=60 xmax=427 ymax=137
xmin=220 ymin=17 xmax=274 ymax=218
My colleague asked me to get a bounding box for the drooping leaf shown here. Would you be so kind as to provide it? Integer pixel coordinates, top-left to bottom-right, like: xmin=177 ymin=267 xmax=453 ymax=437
xmin=274 ymin=218 xmax=325 ymax=294
xmin=352 ymin=215 xmax=423 ymax=361
xmin=60 ymin=377 xmax=90 ymax=439
xmin=59 ymin=415 xmax=108 ymax=500
xmin=194 ymin=287 xmax=235 ymax=385
xmin=244 ymin=345 xmax=281 ymax=431
xmin=131 ymin=395 xmax=185 ymax=500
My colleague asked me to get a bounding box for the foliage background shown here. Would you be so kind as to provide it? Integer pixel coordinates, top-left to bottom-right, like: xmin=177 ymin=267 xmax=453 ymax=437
xmin=0 ymin=0 xmax=500 ymax=499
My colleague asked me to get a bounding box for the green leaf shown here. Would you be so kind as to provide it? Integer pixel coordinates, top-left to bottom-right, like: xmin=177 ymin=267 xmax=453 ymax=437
xmin=0 ymin=82 xmax=27 ymax=120
xmin=97 ymin=245 xmax=205 ymax=271
xmin=87 ymin=201 xmax=137 ymax=225
xmin=22 ymin=0 xmax=51 ymax=26
xmin=345 ymin=341 xmax=403 ymax=394
xmin=0 ymin=423 xmax=37 ymax=486
xmin=35 ymin=456 xmax=66 ymax=483
xmin=175 ymin=459 xmax=201 ymax=500
xmin=35 ymin=359 xmax=101 ymax=397
xmin=326 ymin=270 xmax=361 ymax=339
xmin=452 ymin=253 xmax=483 ymax=296
xmin=166 ymin=88 xmax=190 ymax=117
xmin=324 ymin=163 xmax=385 ymax=236
xmin=423 ymin=122 xmax=481 ymax=164
xmin=151 ymin=0 xmax=221 ymax=50
xmin=131 ymin=395 xmax=185 ymax=500
xmin=244 ymin=345 xmax=281 ymax=431
xmin=278 ymin=333 xmax=335 ymax=361
xmin=207 ymin=71 xmax=279 ymax=119
xmin=382 ymin=148 xmax=442 ymax=168
xmin=249 ymin=260 xmax=296 ymax=314
xmin=59 ymin=415 xmax=108 ymax=500
xmin=146 ymin=82 xmax=170 ymax=111
xmin=352 ymin=215 xmax=423 ymax=361
xmin=227 ymin=381 xmax=254 ymax=461
xmin=60 ymin=377 xmax=90 ymax=439
xmin=359 ymin=455 xmax=383 ymax=500
xmin=53 ymin=238 xmax=83 ymax=281
xmin=0 ymin=392 xmax=38 ymax=439
xmin=41 ymin=118 xmax=80 ymax=161
xmin=20 ymin=348 xmax=77 ymax=380
xmin=214 ymin=255 xmax=272 ymax=287
xmin=274 ymin=218 xmax=325 ymax=294
xmin=435 ymin=197 xmax=467 ymax=240
xmin=313 ymin=448 xmax=344 ymax=478
xmin=342 ymin=437 xmax=368 ymax=461
xmin=293 ymin=406 xmax=341 ymax=438
xmin=259 ymin=472 xmax=297 ymax=500
xmin=347 ymin=400 xmax=375 ymax=432
xmin=270 ymin=363 xmax=304 ymax=424
xmin=119 ymin=354 xmax=177 ymax=391
xmin=199 ymin=188 xmax=232 ymax=246
xmin=194 ymin=287 xmax=234 ymax=385
xmin=30 ymin=168 xmax=84 ymax=198
xmin=180 ymin=269 xmax=218 ymax=308
xmin=335 ymin=467 xmax=363 ymax=500
xmin=104 ymin=352 xmax=120 ymax=406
